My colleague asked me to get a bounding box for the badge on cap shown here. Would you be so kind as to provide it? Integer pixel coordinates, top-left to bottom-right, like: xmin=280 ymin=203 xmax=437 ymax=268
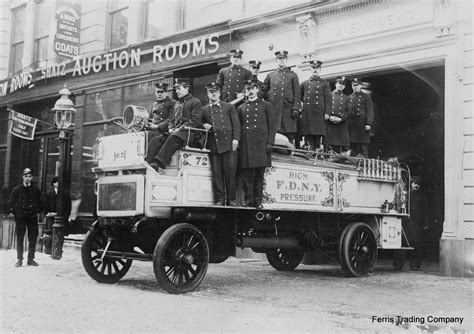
xmin=336 ymin=76 xmax=346 ymax=84
xmin=244 ymin=79 xmax=260 ymax=87
xmin=304 ymin=60 xmax=322 ymax=68
xmin=351 ymin=78 xmax=361 ymax=85
xmin=230 ymin=49 xmax=243 ymax=57
xmin=22 ymin=168 xmax=32 ymax=175
xmin=248 ymin=60 xmax=262 ymax=69
xmin=205 ymin=82 xmax=220 ymax=91
xmin=274 ymin=50 xmax=288 ymax=58
xmin=155 ymin=82 xmax=169 ymax=91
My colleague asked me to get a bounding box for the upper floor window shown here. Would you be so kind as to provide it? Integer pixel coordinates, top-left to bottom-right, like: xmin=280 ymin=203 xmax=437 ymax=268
xmin=145 ymin=0 xmax=181 ymax=40
xmin=34 ymin=1 xmax=53 ymax=66
xmin=10 ymin=5 xmax=26 ymax=74
xmin=109 ymin=2 xmax=129 ymax=49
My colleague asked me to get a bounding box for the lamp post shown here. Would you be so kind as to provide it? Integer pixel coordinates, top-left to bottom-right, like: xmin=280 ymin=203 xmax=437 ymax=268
xmin=51 ymin=86 xmax=75 ymax=260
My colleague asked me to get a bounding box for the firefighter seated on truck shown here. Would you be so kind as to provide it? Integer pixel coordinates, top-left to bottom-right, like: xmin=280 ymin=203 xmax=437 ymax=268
xmin=145 ymin=78 xmax=203 ymax=173
xmin=145 ymin=82 xmax=177 ymax=140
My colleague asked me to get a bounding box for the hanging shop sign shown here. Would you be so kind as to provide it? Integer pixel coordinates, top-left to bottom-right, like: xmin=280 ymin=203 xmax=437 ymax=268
xmin=9 ymin=110 xmax=38 ymax=140
xmin=0 ymin=33 xmax=221 ymax=98
xmin=54 ymin=2 xmax=81 ymax=59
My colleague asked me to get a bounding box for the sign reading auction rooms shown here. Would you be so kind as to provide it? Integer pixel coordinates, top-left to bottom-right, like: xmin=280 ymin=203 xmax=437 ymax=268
xmin=9 ymin=110 xmax=37 ymax=140
xmin=54 ymin=2 xmax=81 ymax=59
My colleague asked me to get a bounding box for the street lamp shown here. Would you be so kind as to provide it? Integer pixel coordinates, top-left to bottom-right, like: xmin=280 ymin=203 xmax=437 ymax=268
xmin=51 ymin=86 xmax=75 ymax=260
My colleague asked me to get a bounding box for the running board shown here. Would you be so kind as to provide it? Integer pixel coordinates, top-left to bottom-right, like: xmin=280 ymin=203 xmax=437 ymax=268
xmin=97 ymin=250 xmax=153 ymax=261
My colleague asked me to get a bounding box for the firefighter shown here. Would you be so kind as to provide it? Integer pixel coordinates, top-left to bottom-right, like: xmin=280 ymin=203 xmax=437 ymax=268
xmin=298 ymin=60 xmax=332 ymax=151
xmin=393 ymin=176 xmax=430 ymax=271
xmin=146 ymin=78 xmax=203 ymax=173
xmin=216 ymin=49 xmax=252 ymax=103
xmin=237 ymin=79 xmax=276 ymax=208
xmin=146 ymin=82 xmax=177 ymax=138
xmin=261 ymin=50 xmax=302 ymax=146
xmin=325 ymin=76 xmax=351 ymax=154
xmin=202 ymin=82 xmax=241 ymax=206
xmin=347 ymin=78 xmax=374 ymax=158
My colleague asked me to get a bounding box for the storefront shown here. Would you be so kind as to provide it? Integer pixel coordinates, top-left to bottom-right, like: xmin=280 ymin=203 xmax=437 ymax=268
xmin=0 ymin=0 xmax=471 ymax=277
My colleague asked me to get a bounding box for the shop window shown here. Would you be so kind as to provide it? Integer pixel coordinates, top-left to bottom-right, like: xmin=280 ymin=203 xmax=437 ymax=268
xmin=84 ymin=88 xmax=122 ymax=123
xmin=10 ymin=5 xmax=26 ymax=74
xmin=123 ymin=81 xmax=156 ymax=111
xmin=109 ymin=2 xmax=129 ymax=49
xmin=145 ymin=0 xmax=181 ymax=39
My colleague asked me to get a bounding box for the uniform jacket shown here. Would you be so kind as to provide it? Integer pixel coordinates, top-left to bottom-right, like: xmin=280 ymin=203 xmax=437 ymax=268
xmin=151 ymin=96 xmax=177 ymax=133
xmin=237 ymin=98 xmax=276 ymax=168
xmin=168 ymin=94 xmax=203 ymax=142
xmin=347 ymin=91 xmax=374 ymax=144
xmin=216 ymin=65 xmax=252 ymax=102
xmin=261 ymin=67 xmax=302 ymax=133
xmin=404 ymin=189 xmax=429 ymax=243
xmin=298 ymin=76 xmax=332 ymax=136
xmin=202 ymin=101 xmax=241 ymax=154
xmin=325 ymin=90 xmax=350 ymax=147
xmin=7 ymin=184 xmax=43 ymax=219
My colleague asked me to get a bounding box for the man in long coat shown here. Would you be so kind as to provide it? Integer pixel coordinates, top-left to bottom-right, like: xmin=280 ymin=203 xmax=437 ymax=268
xmin=146 ymin=82 xmax=177 ymax=138
xmin=146 ymin=78 xmax=202 ymax=172
xmin=202 ymin=82 xmax=241 ymax=206
xmin=216 ymin=49 xmax=252 ymax=103
xmin=237 ymin=79 xmax=276 ymax=208
xmin=347 ymin=78 xmax=374 ymax=158
xmin=393 ymin=176 xmax=430 ymax=271
xmin=325 ymin=76 xmax=351 ymax=153
xmin=261 ymin=50 xmax=301 ymax=145
xmin=298 ymin=60 xmax=332 ymax=150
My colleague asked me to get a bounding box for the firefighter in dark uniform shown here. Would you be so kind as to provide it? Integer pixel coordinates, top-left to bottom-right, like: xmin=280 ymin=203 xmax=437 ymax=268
xmin=393 ymin=176 xmax=430 ymax=271
xmin=237 ymin=79 xmax=276 ymax=208
xmin=298 ymin=60 xmax=331 ymax=151
xmin=202 ymin=82 xmax=241 ymax=206
xmin=261 ymin=50 xmax=301 ymax=145
xmin=325 ymin=76 xmax=351 ymax=154
xmin=347 ymin=78 xmax=374 ymax=158
xmin=146 ymin=78 xmax=203 ymax=172
xmin=146 ymin=82 xmax=177 ymax=138
xmin=216 ymin=49 xmax=252 ymax=103
xmin=248 ymin=60 xmax=263 ymax=98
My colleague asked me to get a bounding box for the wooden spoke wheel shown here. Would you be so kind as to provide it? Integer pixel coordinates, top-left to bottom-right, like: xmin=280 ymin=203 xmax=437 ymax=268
xmin=266 ymin=248 xmax=304 ymax=271
xmin=153 ymin=223 xmax=209 ymax=294
xmin=339 ymin=222 xmax=378 ymax=277
xmin=81 ymin=228 xmax=133 ymax=283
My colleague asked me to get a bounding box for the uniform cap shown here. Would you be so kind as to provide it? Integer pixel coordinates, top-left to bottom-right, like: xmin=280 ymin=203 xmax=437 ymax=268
xmin=244 ymin=79 xmax=260 ymax=88
xmin=248 ymin=60 xmax=262 ymax=69
xmin=230 ymin=49 xmax=244 ymax=57
xmin=22 ymin=168 xmax=32 ymax=175
xmin=274 ymin=50 xmax=288 ymax=58
xmin=411 ymin=176 xmax=423 ymax=184
xmin=351 ymin=78 xmax=362 ymax=85
xmin=154 ymin=82 xmax=169 ymax=91
xmin=305 ymin=60 xmax=322 ymax=68
xmin=336 ymin=76 xmax=346 ymax=84
xmin=173 ymin=78 xmax=191 ymax=87
xmin=205 ymin=82 xmax=220 ymax=91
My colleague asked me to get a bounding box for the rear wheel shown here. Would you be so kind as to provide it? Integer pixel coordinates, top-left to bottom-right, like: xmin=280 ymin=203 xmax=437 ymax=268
xmin=266 ymin=248 xmax=304 ymax=271
xmin=81 ymin=228 xmax=133 ymax=283
xmin=339 ymin=222 xmax=377 ymax=277
xmin=153 ymin=223 xmax=209 ymax=294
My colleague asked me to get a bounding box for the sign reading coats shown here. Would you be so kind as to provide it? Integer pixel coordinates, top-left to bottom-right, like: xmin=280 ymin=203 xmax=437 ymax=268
xmin=9 ymin=110 xmax=38 ymax=140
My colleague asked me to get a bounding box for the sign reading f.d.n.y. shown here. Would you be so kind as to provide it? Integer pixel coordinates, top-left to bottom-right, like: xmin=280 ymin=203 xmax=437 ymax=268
xmin=9 ymin=110 xmax=38 ymax=140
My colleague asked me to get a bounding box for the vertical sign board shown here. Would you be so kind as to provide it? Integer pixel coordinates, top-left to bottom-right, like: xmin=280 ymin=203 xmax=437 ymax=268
xmin=54 ymin=1 xmax=81 ymax=59
xmin=9 ymin=110 xmax=38 ymax=140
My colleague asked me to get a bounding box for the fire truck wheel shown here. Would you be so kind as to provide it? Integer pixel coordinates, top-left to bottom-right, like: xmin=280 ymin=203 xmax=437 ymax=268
xmin=339 ymin=222 xmax=378 ymax=277
xmin=266 ymin=248 xmax=304 ymax=271
xmin=81 ymin=228 xmax=133 ymax=283
xmin=153 ymin=223 xmax=209 ymax=294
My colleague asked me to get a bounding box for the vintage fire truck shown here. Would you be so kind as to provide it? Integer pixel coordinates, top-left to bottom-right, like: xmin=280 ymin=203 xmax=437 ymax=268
xmin=81 ymin=105 xmax=411 ymax=294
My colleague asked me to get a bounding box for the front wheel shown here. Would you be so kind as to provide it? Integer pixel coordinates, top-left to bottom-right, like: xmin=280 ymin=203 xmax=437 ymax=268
xmin=81 ymin=228 xmax=133 ymax=283
xmin=339 ymin=222 xmax=378 ymax=277
xmin=266 ymin=248 xmax=304 ymax=271
xmin=153 ymin=223 xmax=209 ymax=294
